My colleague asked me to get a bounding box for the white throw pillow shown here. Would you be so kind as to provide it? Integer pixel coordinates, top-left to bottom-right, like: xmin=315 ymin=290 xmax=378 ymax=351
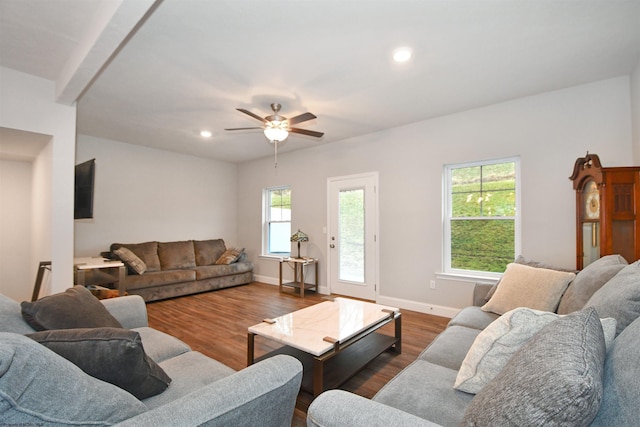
xmin=454 ymin=307 xmax=616 ymax=394
xmin=481 ymin=263 xmax=575 ymax=315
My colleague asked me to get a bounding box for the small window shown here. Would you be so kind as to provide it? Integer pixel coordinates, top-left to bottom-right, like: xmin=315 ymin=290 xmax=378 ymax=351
xmin=444 ymin=157 xmax=520 ymax=275
xmin=263 ymin=186 xmax=291 ymax=256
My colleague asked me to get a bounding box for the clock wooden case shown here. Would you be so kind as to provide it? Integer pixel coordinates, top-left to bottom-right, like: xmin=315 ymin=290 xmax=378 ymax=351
xmin=570 ymin=153 xmax=640 ymax=269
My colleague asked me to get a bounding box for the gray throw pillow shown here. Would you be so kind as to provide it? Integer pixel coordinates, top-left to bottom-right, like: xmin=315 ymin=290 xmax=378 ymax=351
xmin=585 ymin=260 xmax=640 ymax=336
xmin=0 ymin=332 xmax=146 ymax=425
xmin=27 ymin=327 xmax=171 ymax=399
xmin=460 ymin=307 xmax=606 ymax=427
xmin=20 ymin=286 xmax=122 ymax=331
xmin=557 ymin=254 xmax=627 ymax=314
xmin=590 ymin=316 xmax=640 ymax=426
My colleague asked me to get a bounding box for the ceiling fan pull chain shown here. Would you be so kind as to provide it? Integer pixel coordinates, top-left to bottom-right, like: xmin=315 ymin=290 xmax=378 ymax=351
xmin=274 ymin=140 xmax=278 ymax=169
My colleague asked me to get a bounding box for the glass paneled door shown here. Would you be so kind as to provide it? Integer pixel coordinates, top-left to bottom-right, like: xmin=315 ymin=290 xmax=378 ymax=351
xmin=327 ymin=172 xmax=378 ymax=300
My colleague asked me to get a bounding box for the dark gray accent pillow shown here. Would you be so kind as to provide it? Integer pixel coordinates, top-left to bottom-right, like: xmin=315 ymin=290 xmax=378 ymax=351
xmin=0 ymin=332 xmax=146 ymax=425
xmin=585 ymin=260 xmax=640 ymax=336
xmin=557 ymin=254 xmax=627 ymax=314
xmin=21 ymin=286 xmax=122 ymax=331
xmin=460 ymin=307 xmax=605 ymax=427
xmin=27 ymin=327 xmax=171 ymax=399
xmin=590 ymin=316 xmax=640 ymax=426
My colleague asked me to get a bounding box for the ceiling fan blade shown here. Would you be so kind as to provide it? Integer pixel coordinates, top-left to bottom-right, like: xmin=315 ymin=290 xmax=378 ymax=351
xmin=224 ymin=127 xmax=264 ymax=131
xmin=288 ymin=112 xmax=317 ymax=125
xmin=290 ymin=128 xmax=324 ymax=138
xmin=237 ymin=108 xmax=267 ymax=123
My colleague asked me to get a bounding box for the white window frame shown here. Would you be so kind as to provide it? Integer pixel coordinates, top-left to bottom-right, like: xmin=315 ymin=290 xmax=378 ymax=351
xmin=443 ymin=156 xmax=521 ymax=279
xmin=262 ymin=185 xmax=291 ymax=257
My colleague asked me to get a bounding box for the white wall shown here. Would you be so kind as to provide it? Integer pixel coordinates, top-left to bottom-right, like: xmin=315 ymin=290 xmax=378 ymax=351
xmin=631 ymin=58 xmax=640 ymax=165
xmin=75 ymin=135 xmax=239 ymax=255
xmin=0 ymin=160 xmax=32 ymax=301
xmin=237 ymin=77 xmax=633 ymax=316
xmin=0 ymin=67 xmax=76 ymax=296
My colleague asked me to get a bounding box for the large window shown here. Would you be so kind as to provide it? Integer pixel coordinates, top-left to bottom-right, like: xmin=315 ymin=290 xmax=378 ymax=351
xmin=263 ymin=186 xmax=291 ymax=256
xmin=444 ymin=157 xmax=520 ymax=275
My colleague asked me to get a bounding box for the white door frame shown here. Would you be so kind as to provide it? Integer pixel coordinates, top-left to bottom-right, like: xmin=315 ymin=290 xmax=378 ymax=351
xmin=326 ymin=171 xmax=379 ymax=300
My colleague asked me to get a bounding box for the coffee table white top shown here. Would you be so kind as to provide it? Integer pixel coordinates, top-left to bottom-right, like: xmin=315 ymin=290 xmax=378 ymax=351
xmin=74 ymin=257 xmax=124 ymax=270
xmin=249 ymin=297 xmax=399 ymax=356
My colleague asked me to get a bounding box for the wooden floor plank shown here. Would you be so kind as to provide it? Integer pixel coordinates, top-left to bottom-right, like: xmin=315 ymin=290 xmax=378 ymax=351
xmin=146 ymin=282 xmax=449 ymax=426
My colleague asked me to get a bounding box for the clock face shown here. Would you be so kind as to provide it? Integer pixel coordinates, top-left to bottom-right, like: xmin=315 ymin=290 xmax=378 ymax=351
xmin=583 ymin=180 xmax=600 ymax=220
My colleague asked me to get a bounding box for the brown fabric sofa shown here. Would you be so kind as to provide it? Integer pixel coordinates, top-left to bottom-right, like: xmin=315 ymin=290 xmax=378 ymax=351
xmin=108 ymin=239 xmax=253 ymax=302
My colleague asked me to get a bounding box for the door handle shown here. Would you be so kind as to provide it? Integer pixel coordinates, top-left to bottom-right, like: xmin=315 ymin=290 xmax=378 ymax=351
xmin=330 ymin=244 xmax=335 ymax=248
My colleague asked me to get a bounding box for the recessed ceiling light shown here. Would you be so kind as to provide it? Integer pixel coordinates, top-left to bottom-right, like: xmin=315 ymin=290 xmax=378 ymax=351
xmin=393 ymin=47 xmax=413 ymax=63
xmin=200 ymin=130 xmax=212 ymax=138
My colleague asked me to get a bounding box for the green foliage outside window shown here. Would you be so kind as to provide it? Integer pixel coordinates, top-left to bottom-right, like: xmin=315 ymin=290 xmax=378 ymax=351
xmin=450 ymin=161 xmax=516 ymax=273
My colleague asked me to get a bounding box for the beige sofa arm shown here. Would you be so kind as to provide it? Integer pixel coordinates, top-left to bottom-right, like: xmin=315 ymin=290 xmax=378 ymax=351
xmin=472 ymin=282 xmax=495 ymax=307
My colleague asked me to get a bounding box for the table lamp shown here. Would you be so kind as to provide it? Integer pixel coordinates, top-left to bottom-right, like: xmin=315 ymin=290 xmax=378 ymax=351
xmin=290 ymin=229 xmax=309 ymax=259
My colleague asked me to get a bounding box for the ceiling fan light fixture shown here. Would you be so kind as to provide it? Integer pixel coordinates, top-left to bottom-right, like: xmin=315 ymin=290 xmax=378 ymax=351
xmin=264 ymin=121 xmax=289 ymax=142
xmin=393 ymin=47 xmax=413 ymax=63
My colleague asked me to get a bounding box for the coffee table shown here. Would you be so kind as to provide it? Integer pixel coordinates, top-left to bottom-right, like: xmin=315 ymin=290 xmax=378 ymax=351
xmin=247 ymin=297 xmax=401 ymax=397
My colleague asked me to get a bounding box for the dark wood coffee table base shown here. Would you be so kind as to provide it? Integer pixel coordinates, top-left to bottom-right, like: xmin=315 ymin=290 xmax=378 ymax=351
xmin=250 ymin=312 xmax=401 ymax=397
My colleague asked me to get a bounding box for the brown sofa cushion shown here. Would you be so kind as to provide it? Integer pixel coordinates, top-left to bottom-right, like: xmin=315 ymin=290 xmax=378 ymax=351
xmin=158 ymin=241 xmax=196 ymax=270
xmin=194 ymin=239 xmax=227 ymax=266
xmin=111 ymin=241 xmax=161 ymax=272
xmin=215 ymin=248 xmax=244 ymax=265
xmin=124 ymin=269 xmax=197 ymax=290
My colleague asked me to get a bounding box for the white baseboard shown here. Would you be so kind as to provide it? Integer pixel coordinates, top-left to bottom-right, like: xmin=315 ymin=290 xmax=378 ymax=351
xmin=253 ymin=274 xmax=459 ymax=318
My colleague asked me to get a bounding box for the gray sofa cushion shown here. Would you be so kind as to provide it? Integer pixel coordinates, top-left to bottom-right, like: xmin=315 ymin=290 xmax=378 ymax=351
xmin=194 ymin=239 xmax=227 ymax=266
xmin=158 ymin=240 xmax=196 ymax=270
xmin=0 ymin=332 xmax=146 ymax=425
xmin=26 ymin=327 xmax=171 ymax=399
xmin=460 ymin=307 xmax=606 ymax=427
xmin=448 ymin=306 xmax=499 ymax=330
xmin=418 ymin=325 xmax=481 ymax=371
xmin=133 ymin=326 xmax=191 ymax=363
xmin=586 ymin=260 xmax=640 ymax=336
xmin=373 ymin=360 xmax=474 ymax=426
xmin=143 ymin=351 xmax=235 ymax=409
xmin=455 ymin=307 xmax=616 ymax=394
xmin=591 ymin=316 xmax=640 ymax=426
xmin=20 ymin=285 xmax=122 ymax=331
xmin=557 ymin=254 xmax=627 ymax=314
xmin=0 ymin=294 xmax=34 ymax=334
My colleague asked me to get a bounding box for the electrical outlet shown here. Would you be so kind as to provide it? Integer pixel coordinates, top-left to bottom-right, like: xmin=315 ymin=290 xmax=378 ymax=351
xmin=430 ymin=280 xmax=436 ymax=290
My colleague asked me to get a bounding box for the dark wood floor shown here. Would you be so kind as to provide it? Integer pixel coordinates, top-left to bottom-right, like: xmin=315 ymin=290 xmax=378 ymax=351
xmin=146 ymin=282 xmax=449 ymax=426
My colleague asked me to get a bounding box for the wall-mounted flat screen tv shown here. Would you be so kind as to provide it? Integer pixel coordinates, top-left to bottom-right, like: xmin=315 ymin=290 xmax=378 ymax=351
xmin=74 ymin=159 xmax=95 ymax=219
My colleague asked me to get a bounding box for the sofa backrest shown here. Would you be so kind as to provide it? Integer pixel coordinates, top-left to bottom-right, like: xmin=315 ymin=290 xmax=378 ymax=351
xmin=0 ymin=293 xmax=37 ymax=334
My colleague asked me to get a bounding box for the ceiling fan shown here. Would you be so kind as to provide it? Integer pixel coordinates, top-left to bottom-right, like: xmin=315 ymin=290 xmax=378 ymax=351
xmin=225 ymin=103 xmax=324 ymax=167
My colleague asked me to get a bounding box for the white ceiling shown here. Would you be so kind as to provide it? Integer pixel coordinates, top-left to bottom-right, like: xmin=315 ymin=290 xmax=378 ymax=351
xmin=2 ymin=0 xmax=640 ymax=163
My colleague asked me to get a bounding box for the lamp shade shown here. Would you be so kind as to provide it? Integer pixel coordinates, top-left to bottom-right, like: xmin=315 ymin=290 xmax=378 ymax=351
xmin=290 ymin=230 xmax=309 ymax=242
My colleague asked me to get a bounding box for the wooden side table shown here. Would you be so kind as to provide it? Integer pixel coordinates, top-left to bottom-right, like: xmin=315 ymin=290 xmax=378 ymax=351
xmin=74 ymin=257 xmax=126 ymax=296
xmin=279 ymin=257 xmax=318 ymax=297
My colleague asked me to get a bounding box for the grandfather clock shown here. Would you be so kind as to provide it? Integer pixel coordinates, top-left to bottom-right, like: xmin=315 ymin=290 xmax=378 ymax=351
xmin=569 ymin=153 xmax=640 ymax=269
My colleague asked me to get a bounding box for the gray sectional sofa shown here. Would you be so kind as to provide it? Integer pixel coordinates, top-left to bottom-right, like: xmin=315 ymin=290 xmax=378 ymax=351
xmin=0 ymin=288 xmax=302 ymax=426
xmin=308 ymin=255 xmax=640 ymax=426
xmin=108 ymin=239 xmax=253 ymax=302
